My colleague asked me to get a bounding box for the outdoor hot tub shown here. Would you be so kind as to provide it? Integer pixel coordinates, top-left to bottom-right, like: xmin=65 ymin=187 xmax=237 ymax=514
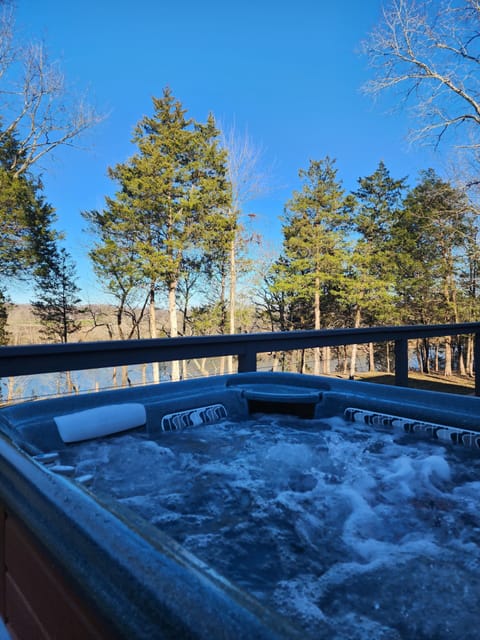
xmin=1 ymin=371 xmax=480 ymax=639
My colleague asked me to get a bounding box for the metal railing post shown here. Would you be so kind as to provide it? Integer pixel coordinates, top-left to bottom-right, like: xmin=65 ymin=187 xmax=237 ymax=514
xmin=237 ymin=347 xmax=257 ymax=373
xmin=394 ymin=338 xmax=409 ymax=388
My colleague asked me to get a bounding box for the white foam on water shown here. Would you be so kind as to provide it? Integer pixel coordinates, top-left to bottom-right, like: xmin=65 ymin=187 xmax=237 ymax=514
xmin=60 ymin=412 xmax=480 ymax=639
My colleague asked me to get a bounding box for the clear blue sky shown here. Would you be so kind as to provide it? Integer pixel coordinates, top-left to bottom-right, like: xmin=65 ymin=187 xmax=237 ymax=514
xmin=14 ymin=0 xmax=444 ymax=303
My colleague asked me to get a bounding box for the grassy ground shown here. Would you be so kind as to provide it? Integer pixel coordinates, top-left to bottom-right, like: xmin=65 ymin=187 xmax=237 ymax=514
xmin=344 ymin=371 xmax=475 ymax=395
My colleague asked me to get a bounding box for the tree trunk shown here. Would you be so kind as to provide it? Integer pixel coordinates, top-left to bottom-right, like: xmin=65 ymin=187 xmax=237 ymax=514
xmin=415 ymin=341 xmax=422 ymax=372
xmin=458 ymin=351 xmax=466 ymax=376
xmin=467 ymin=335 xmax=474 ymax=376
xmin=227 ymin=235 xmax=236 ymax=375
xmin=323 ymin=346 xmax=331 ymax=374
xmin=168 ymin=281 xmax=180 ymax=382
xmin=299 ymin=349 xmax=306 ymax=374
xmin=149 ymin=285 xmax=160 ymax=384
xmin=7 ymin=377 xmax=18 ymax=403
xmin=458 ymin=338 xmax=466 ymax=376
xmin=219 ymin=357 xmax=226 ymax=375
xmin=349 ymin=307 xmax=361 ymax=378
xmin=349 ymin=345 xmax=358 ymax=378
xmin=368 ymin=342 xmax=375 ymax=372
xmin=218 ymin=257 xmax=227 ymax=376
xmin=272 ymin=351 xmax=280 ymax=372
xmin=421 ymin=338 xmax=430 ymax=374
xmin=444 ymin=336 xmax=452 ymax=377
xmin=66 ymin=370 xmax=74 ymax=393
xmin=342 ymin=346 xmax=349 ymax=375
xmin=313 ymin=278 xmax=321 ymax=375
xmin=180 ymin=284 xmax=190 ymax=381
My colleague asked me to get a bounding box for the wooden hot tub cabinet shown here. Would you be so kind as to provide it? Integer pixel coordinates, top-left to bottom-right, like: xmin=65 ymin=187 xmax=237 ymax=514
xmin=0 ymin=504 xmax=115 ymax=640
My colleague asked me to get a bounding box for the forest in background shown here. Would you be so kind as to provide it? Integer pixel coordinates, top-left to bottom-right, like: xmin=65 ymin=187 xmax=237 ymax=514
xmin=3 ymin=0 xmax=480 ymax=396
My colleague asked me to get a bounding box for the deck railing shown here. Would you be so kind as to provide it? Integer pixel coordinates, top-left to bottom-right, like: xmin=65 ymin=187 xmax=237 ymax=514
xmin=1 ymin=322 xmax=480 ymax=395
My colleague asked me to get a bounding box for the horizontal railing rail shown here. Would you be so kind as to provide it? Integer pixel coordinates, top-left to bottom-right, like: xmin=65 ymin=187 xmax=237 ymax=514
xmin=1 ymin=322 xmax=480 ymax=395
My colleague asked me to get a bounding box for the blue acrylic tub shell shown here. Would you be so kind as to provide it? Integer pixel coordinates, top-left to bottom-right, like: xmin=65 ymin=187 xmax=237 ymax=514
xmin=1 ymin=371 xmax=480 ymax=639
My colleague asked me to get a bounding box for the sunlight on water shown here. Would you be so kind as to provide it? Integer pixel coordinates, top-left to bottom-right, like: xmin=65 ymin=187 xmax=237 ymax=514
xmin=60 ymin=414 xmax=480 ymax=640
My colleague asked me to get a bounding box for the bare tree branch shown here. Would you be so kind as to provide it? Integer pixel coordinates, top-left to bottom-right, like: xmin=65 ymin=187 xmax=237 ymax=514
xmin=0 ymin=0 xmax=105 ymax=176
xmin=220 ymin=122 xmax=271 ymax=212
xmin=362 ymin=0 xmax=480 ymax=150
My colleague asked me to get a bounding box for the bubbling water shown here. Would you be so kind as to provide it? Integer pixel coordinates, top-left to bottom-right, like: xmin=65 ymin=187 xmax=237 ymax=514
xmin=61 ymin=413 xmax=480 ymax=640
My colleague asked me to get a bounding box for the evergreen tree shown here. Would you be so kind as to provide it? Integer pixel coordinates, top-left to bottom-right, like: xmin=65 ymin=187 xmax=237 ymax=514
xmin=31 ymin=248 xmax=83 ymax=344
xmin=392 ymin=169 xmax=472 ymax=373
xmin=0 ymin=130 xmax=58 ymax=340
xmin=393 ymin=170 xmax=470 ymax=325
xmin=84 ymin=88 xmax=231 ymax=381
xmin=277 ymin=158 xmax=350 ymax=321
xmin=460 ymin=218 xmax=480 ymax=323
xmin=339 ymin=162 xmax=406 ymax=375
xmin=345 ymin=162 xmax=407 ymax=327
xmin=0 ymin=130 xmax=57 ymax=284
xmin=86 ymin=230 xmax=150 ymax=340
xmin=270 ymin=157 xmax=350 ymax=373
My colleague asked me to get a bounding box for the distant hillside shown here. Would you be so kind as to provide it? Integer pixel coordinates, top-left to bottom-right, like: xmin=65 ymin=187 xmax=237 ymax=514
xmin=6 ymin=304 xmax=169 ymax=346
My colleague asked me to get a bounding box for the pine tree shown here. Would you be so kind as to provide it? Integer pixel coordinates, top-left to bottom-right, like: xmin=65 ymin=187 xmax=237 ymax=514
xmin=0 ymin=130 xmax=58 ymax=339
xmin=0 ymin=130 xmax=57 ymax=284
xmin=31 ymin=248 xmax=83 ymax=344
xmin=392 ymin=169 xmax=472 ymax=373
xmin=349 ymin=162 xmax=405 ymax=315
xmin=393 ymin=170 xmax=470 ymax=324
xmin=339 ymin=162 xmax=406 ymax=374
xmin=84 ymin=88 xmax=231 ymax=381
xmin=270 ymin=157 xmax=350 ymax=373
